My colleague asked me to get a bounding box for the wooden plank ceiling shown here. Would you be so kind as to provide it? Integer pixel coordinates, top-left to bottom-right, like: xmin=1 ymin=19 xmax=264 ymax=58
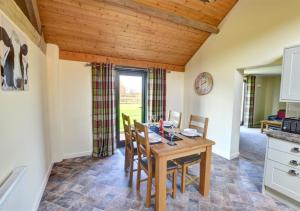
xmin=37 ymin=0 xmax=238 ymax=71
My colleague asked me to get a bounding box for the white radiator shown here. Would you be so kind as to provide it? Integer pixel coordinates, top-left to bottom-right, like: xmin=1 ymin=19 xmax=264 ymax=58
xmin=0 ymin=166 xmax=27 ymax=208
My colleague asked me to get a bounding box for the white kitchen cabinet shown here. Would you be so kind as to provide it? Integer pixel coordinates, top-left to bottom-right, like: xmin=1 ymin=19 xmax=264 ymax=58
xmin=280 ymin=45 xmax=300 ymax=102
xmin=263 ymin=136 xmax=300 ymax=209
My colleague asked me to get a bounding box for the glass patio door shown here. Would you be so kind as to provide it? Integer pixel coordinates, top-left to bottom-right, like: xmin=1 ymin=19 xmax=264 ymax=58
xmin=115 ymin=67 xmax=146 ymax=148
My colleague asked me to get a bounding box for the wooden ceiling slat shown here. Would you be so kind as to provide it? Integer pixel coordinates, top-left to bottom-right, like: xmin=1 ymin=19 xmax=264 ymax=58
xmin=38 ymin=0 xmax=237 ymax=69
xmin=42 ymin=24 xmax=202 ymax=54
xmin=39 ymin=12 xmax=204 ymax=48
xmin=47 ymin=35 xmax=192 ymax=65
xmin=133 ymin=0 xmax=219 ymax=24
xmin=39 ymin=0 xmax=207 ymax=39
xmin=97 ymin=0 xmax=219 ymax=33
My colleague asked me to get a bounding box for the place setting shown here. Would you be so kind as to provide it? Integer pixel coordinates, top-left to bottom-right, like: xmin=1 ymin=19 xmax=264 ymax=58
xmin=180 ymin=128 xmax=202 ymax=139
xmin=146 ymin=117 xmax=183 ymax=146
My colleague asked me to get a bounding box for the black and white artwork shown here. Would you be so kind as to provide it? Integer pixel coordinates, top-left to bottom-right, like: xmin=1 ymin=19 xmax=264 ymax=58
xmin=0 ymin=14 xmax=29 ymax=91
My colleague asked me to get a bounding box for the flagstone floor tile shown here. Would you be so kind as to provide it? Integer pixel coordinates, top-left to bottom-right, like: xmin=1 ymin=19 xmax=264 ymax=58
xmin=38 ymin=150 xmax=294 ymax=211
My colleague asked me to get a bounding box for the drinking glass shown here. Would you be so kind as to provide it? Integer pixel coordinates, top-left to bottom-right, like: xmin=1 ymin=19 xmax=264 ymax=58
xmin=168 ymin=124 xmax=176 ymax=146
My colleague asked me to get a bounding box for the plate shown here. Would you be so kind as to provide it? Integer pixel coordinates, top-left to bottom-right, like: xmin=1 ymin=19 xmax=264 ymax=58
xmin=181 ymin=131 xmax=200 ymax=137
xmin=163 ymin=121 xmax=173 ymax=127
xmin=150 ymin=139 xmax=162 ymax=144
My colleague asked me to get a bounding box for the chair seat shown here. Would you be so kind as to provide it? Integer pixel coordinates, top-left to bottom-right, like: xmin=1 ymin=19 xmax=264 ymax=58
xmin=174 ymin=154 xmax=201 ymax=165
xmin=141 ymin=157 xmax=177 ymax=172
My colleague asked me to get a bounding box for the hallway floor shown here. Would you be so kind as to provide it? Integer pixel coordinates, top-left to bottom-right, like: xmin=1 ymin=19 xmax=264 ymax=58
xmin=239 ymin=126 xmax=267 ymax=166
xmin=38 ymin=147 xmax=293 ymax=211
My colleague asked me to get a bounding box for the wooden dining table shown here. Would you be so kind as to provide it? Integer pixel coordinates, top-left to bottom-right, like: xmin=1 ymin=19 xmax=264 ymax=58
xmin=149 ymin=128 xmax=215 ymax=211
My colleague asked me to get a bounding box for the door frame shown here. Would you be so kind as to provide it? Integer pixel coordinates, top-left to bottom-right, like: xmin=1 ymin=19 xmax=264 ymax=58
xmin=115 ymin=66 xmax=147 ymax=148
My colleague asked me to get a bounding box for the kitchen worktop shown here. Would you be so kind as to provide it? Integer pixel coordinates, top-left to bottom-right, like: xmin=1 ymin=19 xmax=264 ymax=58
xmin=265 ymin=129 xmax=300 ymax=144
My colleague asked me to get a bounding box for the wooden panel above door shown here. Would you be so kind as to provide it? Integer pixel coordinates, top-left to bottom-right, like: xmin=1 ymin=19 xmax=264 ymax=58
xmin=38 ymin=0 xmax=238 ymax=69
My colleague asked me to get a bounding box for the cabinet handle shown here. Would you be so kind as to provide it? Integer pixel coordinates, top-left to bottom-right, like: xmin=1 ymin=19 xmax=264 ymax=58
xmin=289 ymin=160 xmax=300 ymax=166
xmin=288 ymin=169 xmax=299 ymax=176
xmin=291 ymin=147 xmax=300 ymax=153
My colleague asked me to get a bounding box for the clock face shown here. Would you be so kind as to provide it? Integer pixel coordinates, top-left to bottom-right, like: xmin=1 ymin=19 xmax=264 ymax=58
xmin=194 ymin=72 xmax=213 ymax=95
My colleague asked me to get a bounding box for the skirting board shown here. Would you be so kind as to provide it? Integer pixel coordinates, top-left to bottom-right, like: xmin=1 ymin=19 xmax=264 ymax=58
xmin=213 ymin=148 xmax=240 ymax=160
xmin=32 ymin=151 xmax=91 ymax=210
xmin=263 ymin=187 xmax=300 ymax=210
xmin=229 ymin=152 xmax=240 ymax=160
xmin=32 ymin=161 xmax=54 ymax=211
xmin=63 ymin=151 xmax=92 ymax=160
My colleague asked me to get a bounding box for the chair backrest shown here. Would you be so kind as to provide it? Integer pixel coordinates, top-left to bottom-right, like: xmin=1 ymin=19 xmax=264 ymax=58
xmin=189 ymin=115 xmax=209 ymax=139
xmin=122 ymin=113 xmax=134 ymax=153
xmin=168 ymin=110 xmax=182 ymax=128
xmin=134 ymin=120 xmax=152 ymax=171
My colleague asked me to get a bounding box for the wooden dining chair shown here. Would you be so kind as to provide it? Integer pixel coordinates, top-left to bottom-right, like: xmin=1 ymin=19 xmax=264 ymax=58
xmin=122 ymin=113 xmax=138 ymax=186
xmin=134 ymin=121 xmax=177 ymax=208
xmin=168 ymin=110 xmax=182 ymax=128
xmin=174 ymin=114 xmax=209 ymax=193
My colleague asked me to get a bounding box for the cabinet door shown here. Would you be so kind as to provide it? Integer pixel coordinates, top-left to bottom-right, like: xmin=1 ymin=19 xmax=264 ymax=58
xmin=265 ymin=159 xmax=300 ymax=202
xmin=281 ymin=46 xmax=300 ymax=102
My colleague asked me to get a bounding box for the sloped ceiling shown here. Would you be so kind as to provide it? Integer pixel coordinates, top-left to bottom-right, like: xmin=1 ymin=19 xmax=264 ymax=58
xmin=38 ymin=0 xmax=238 ymax=69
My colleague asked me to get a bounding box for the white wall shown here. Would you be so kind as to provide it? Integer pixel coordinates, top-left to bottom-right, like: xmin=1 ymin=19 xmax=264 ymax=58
xmin=0 ymin=12 xmax=51 ymax=211
xmin=59 ymin=60 xmax=92 ymax=158
xmin=166 ymin=72 xmax=185 ymax=122
xmin=185 ymin=0 xmax=300 ymax=159
xmin=45 ymin=44 xmax=63 ymax=163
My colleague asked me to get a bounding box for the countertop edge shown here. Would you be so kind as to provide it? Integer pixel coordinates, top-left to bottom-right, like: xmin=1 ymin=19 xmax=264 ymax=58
xmin=265 ymin=130 xmax=300 ymax=144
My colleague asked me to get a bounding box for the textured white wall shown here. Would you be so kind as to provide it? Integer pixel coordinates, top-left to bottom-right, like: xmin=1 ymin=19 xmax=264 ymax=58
xmin=59 ymin=60 xmax=92 ymax=158
xmin=166 ymin=71 xmax=185 ymax=124
xmin=0 ymin=12 xmax=51 ymax=211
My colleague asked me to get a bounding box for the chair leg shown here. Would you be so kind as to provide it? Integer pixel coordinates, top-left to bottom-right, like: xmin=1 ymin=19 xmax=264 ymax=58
xmin=124 ymin=148 xmax=128 ymax=172
xmin=129 ymin=154 xmax=134 ymax=186
xmin=146 ymin=173 xmax=152 ymax=208
xmin=172 ymin=170 xmax=177 ymax=199
xmin=136 ymin=160 xmax=141 ymax=191
xmin=181 ymin=164 xmax=186 ymax=193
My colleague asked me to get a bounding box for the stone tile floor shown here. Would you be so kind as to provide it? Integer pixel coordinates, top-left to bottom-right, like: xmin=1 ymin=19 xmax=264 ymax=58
xmin=38 ymin=150 xmax=294 ymax=211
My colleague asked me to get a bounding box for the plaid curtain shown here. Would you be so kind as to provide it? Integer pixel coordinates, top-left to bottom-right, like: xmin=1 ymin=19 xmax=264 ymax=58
xmin=92 ymin=63 xmax=116 ymax=158
xmin=244 ymin=75 xmax=256 ymax=128
xmin=148 ymin=67 xmax=167 ymax=120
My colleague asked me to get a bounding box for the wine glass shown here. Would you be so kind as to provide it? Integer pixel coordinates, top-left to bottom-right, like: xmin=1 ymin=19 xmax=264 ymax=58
xmin=152 ymin=115 xmax=157 ymax=125
xmin=168 ymin=124 xmax=176 ymax=146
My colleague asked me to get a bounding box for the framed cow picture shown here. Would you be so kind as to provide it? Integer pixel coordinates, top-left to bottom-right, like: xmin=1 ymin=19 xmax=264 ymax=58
xmin=0 ymin=14 xmax=29 ymax=91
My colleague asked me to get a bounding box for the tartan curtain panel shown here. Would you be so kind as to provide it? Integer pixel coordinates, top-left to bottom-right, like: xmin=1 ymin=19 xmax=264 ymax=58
xmin=147 ymin=67 xmax=167 ymax=121
xmin=92 ymin=63 xmax=116 ymax=158
xmin=244 ymin=75 xmax=256 ymax=128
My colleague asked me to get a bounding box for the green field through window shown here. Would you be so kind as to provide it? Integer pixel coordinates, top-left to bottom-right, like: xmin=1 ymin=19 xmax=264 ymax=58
xmin=119 ymin=103 xmax=142 ymax=132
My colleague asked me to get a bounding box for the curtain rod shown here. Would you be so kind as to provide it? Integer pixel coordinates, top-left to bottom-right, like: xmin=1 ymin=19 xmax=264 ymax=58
xmin=85 ymin=63 xmax=171 ymax=73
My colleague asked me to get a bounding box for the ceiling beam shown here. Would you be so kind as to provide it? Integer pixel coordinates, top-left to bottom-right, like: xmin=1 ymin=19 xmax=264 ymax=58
xmin=24 ymin=0 xmax=42 ymax=34
xmin=98 ymin=0 xmax=219 ymax=34
xmin=0 ymin=0 xmax=46 ymax=53
xmin=60 ymin=50 xmax=185 ymax=72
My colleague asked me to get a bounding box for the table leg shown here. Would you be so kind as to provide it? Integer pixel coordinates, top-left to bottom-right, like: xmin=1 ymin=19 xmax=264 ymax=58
xmin=261 ymin=122 xmax=264 ymax=133
xmin=200 ymin=146 xmax=212 ymax=196
xmin=155 ymin=156 xmax=167 ymax=211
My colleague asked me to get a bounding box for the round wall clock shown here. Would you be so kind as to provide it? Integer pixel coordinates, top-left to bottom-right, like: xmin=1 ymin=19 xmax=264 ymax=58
xmin=194 ymin=72 xmax=213 ymax=95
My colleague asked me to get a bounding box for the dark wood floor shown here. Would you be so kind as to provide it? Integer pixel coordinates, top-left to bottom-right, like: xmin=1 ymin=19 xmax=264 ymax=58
xmin=38 ymin=148 xmax=293 ymax=211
